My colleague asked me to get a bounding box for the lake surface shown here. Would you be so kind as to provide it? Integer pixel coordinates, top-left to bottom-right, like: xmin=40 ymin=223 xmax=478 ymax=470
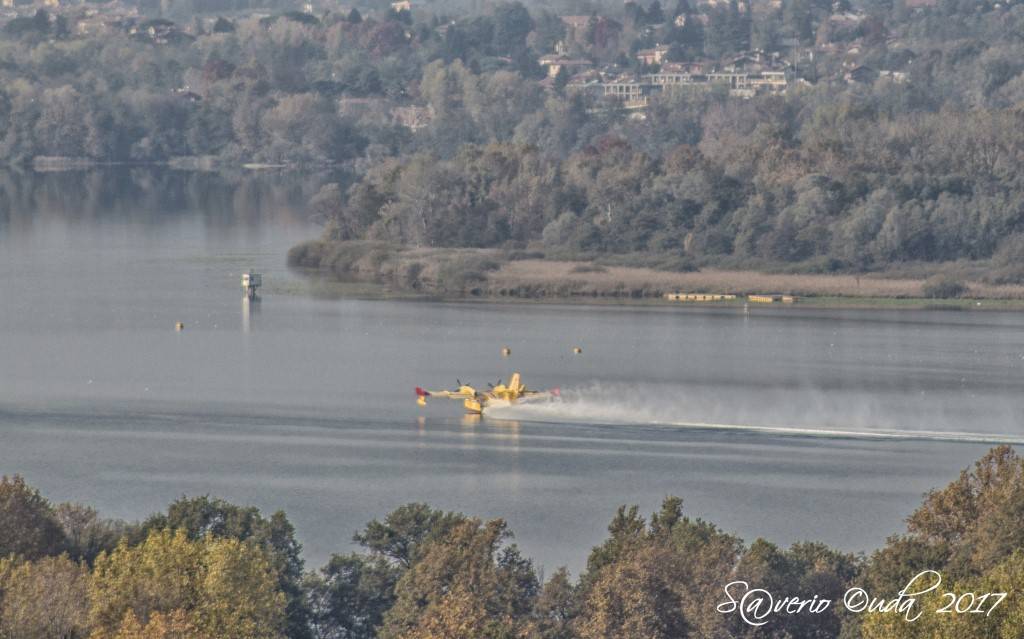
xmin=2 ymin=169 xmax=1023 ymax=574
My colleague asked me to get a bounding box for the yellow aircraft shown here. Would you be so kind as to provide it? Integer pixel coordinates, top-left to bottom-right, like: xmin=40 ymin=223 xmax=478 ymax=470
xmin=415 ymin=373 xmax=559 ymax=415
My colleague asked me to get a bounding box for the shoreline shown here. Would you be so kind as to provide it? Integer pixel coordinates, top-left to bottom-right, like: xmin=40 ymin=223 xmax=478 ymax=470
xmin=284 ymin=272 xmax=1024 ymax=312
xmin=285 ymin=240 xmax=1024 ymax=311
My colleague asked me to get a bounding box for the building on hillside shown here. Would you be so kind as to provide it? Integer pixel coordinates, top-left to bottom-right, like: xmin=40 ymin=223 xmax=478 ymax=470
xmin=661 ymin=61 xmax=710 ymax=74
xmin=174 ymin=88 xmax=202 ymax=102
xmin=829 ymin=11 xmax=865 ymax=27
xmin=674 ymin=12 xmax=709 ymax=26
xmin=129 ymin=18 xmax=193 ymax=44
xmin=845 ymin=65 xmax=878 ymax=84
xmin=538 ymin=55 xmax=593 ymax=78
xmin=572 ymin=68 xmax=790 ymax=107
xmin=878 ymin=69 xmax=908 ymax=83
xmin=599 ymin=78 xmax=653 ymax=107
xmin=723 ymin=54 xmax=759 ymax=71
xmin=636 ymin=44 xmax=671 ymax=65
xmin=560 ymin=14 xmax=590 ymax=32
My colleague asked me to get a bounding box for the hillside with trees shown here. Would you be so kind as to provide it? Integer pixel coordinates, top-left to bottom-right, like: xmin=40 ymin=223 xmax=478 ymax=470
xmin=2 ymin=446 xmax=1024 ymax=638
xmin=3 ymin=0 xmax=1024 ymax=277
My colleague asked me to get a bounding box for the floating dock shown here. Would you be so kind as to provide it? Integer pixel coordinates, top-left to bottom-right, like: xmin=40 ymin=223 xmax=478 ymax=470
xmin=664 ymin=293 xmax=737 ymax=302
xmin=748 ymin=294 xmax=798 ymax=304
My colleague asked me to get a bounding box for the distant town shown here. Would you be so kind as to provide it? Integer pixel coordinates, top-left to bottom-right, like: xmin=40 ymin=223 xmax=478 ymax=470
xmin=1 ymin=0 xmax=932 ymax=128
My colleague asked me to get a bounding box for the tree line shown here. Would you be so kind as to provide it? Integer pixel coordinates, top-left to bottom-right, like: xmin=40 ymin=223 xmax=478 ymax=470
xmin=299 ymin=0 xmax=1024 ymax=276
xmin=311 ymin=101 xmax=1024 ymax=279
xmin=2 ymin=445 xmax=1024 ymax=638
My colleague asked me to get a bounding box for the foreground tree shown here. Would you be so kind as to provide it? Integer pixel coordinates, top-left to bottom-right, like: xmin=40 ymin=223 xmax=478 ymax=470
xmin=577 ymin=497 xmax=745 ymax=638
xmin=0 ymin=475 xmax=65 ymax=561
xmin=54 ymin=502 xmax=132 ymax=565
xmin=302 ymin=503 xmax=469 ymax=639
xmin=0 ymin=554 xmax=90 ymax=639
xmin=89 ymin=529 xmax=286 ymax=639
xmin=527 ymin=567 xmax=578 ymax=639
xmin=353 ymin=503 xmax=467 ymax=568
xmin=905 ymin=445 xmax=1024 ymax=575
xmin=377 ymin=518 xmax=539 ymax=639
xmin=107 ymin=609 xmax=202 ymax=639
xmin=858 ymin=446 xmax=1024 ymax=638
xmin=304 ymin=554 xmax=399 ymax=639
xmin=576 ymin=544 xmax=690 ymax=639
xmin=141 ymin=496 xmax=309 ymax=639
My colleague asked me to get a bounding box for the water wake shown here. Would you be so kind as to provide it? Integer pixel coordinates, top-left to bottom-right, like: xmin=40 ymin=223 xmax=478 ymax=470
xmin=487 ymin=384 xmax=1024 ymax=445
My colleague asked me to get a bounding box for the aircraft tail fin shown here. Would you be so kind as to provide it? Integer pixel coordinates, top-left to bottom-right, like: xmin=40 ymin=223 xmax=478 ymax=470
xmin=509 ymin=373 xmax=522 ymax=393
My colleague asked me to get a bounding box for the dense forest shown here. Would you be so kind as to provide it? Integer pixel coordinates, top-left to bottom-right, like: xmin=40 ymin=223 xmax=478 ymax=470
xmin=4 ymin=0 xmax=1024 ymax=273
xmin=1 ymin=445 xmax=1023 ymax=638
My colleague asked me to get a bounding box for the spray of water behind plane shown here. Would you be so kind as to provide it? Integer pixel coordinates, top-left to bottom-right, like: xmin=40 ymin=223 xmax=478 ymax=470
xmin=482 ymin=382 xmax=1024 ymax=445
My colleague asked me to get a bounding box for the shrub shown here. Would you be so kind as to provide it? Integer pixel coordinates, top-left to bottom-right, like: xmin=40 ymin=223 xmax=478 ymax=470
xmin=320 ymin=241 xmax=392 ymax=277
xmin=435 ymin=254 xmax=501 ymax=292
xmin=400 ymin=262 xmax=425 ymax=290
xmin=985 ymin=234 xmax=1024 ymax=283
xmin=285 ymin=241 xmax=325 ymax=269
xmin=922 ymin=275 xmax=968 ymax=299
xmin=506 ymin=250 xmax=546 ymax=261
xmin=653 ymin=254 xmax=697 ymax=273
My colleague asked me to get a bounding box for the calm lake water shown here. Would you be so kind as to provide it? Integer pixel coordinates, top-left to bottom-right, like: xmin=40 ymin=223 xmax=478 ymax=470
xmin=1 ymin=169 xmax=1023 ymax=573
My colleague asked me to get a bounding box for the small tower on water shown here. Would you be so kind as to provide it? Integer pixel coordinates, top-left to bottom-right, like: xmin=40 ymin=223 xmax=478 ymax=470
xmin=242 ymin=270 xmax=262 ymax=300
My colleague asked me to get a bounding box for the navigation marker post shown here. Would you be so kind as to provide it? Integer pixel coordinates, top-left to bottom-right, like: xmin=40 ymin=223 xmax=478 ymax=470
xmin=242 ymin=271 xmax=262 ymax=300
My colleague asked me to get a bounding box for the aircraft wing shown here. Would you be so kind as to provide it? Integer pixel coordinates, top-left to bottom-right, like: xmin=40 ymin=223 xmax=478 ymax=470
xmin=415 ymin=387 xmax=474 ymax=406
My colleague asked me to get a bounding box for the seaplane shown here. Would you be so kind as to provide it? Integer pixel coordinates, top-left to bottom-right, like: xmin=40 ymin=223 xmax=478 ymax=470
xmin=415 ymin=373 xmax=559 ymax=415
